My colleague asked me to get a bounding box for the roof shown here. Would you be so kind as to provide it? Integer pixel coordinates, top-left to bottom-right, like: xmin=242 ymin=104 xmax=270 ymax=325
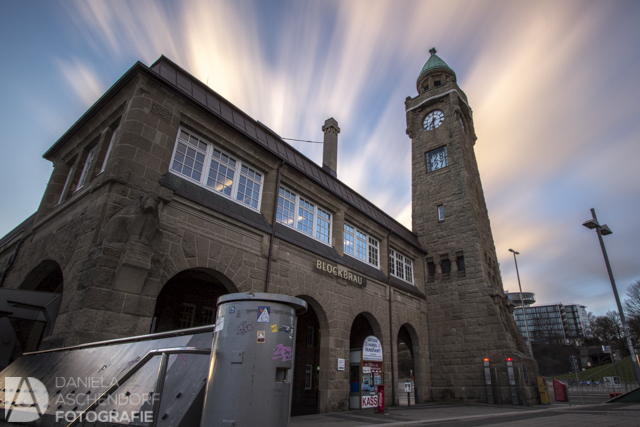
xmin=419 ymin=47 xmax=454 ymax=77
xmin=41 ymin=56 xmax=425 ymax=253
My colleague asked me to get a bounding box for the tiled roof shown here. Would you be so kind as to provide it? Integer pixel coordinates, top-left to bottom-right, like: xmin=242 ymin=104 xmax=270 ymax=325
xmin=150 ymin=56 xmax=424 ymax=252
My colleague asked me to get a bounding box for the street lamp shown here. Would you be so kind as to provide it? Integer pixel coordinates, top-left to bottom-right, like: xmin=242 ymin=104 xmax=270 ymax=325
xmin=582 ymin=208 xmax=640 ymax=387
xmin=509 ymin=248 xmax=534 ymax=357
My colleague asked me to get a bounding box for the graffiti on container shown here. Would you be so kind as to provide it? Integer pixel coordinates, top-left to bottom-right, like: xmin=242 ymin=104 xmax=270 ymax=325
xmin=236 ymin=321 xmax=255 ymax=336
xmin=272 ymin=344 xmax=292 ymax=362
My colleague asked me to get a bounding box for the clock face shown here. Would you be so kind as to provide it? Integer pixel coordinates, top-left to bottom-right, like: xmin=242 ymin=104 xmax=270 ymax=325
xmin=423 ymin=110 xmax=444 ymax=130
xmin=426 ymin=146 xmax=448 ymax=173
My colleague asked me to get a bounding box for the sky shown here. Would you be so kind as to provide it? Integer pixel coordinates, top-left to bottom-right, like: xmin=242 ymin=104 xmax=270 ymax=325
xmin=0 ymin=0 xmax=639 ymax=317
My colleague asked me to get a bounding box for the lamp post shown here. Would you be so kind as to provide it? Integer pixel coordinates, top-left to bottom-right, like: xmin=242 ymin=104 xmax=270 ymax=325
xmin=582 ymin=208 xmax=640 ymax=387
xmin=509 ymin=249 xmax=534 ymax=357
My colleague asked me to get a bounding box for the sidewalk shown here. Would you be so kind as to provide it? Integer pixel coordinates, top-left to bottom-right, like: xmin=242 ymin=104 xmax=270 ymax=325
xmin=289 ymin=401 xmax=638 ymax=427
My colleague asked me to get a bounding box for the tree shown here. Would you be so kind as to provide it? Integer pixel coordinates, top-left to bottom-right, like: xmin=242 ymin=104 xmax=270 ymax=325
xmin=590 ymin=311 xmax=629 ymax=356
xmin=624 ymin=280 xmax=640 ymax=342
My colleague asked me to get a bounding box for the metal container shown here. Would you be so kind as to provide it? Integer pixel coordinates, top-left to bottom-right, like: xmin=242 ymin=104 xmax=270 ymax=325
xmin=200 ymin=292 xmax=307 ymax=427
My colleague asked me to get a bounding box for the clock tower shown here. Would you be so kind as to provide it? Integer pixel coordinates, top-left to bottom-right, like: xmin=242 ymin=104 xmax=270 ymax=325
xmin=406 ymin=48 xmax=538 ymax=403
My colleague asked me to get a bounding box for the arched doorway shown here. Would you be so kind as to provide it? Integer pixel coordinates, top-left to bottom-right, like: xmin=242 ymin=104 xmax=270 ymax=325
xmin=151 ymin=268 xmax=235 ymax=333
xmin=291 ymin=297 xmax=325 ymax=416
xmin=349 ymin=313 xmax=383 ymax=410
xmin=10 ymin=260 xmax=64 ymax=354
xmin=397 ymin=324 xmax=415 ymax=406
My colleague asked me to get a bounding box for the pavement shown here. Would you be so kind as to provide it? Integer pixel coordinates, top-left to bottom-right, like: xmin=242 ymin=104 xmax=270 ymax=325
xmin=290 ymin=402 xmax=640 ymax=426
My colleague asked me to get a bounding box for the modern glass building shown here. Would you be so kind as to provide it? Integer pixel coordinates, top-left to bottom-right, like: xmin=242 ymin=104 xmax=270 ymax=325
xmin=505 ymin=291 xmax=589 ymax=344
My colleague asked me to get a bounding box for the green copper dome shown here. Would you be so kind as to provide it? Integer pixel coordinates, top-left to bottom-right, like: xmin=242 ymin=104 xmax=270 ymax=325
xmin=419 ymin=47 xmax=453 ymax=77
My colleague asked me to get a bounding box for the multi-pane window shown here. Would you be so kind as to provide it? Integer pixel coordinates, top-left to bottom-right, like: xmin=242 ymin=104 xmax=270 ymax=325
xmin=170 ymin=128 xmax=263 ymax=211
xmin=276 ymin=186 xmax=332 ymax=245
xmin=389 ymin=249 xmax=414 ymax=284
xmin=179 ymin=303 xmax=196 ymax=329
xmin=343 ymin=224 xmax=379 ymax=268
xmin=76 ymin=146 xmax=97 ymax=191
xmin=305 ymin=365 xmax=313 ymax=390
xmin=316 ymin=209 xmax=331 ymax=242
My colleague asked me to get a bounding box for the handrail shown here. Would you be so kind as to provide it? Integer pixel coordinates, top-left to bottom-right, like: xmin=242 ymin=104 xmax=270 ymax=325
xmin=66 ymin=347 xmax=211 ymax=427
xmin=25 ymin=324 xmax=215 ymax=355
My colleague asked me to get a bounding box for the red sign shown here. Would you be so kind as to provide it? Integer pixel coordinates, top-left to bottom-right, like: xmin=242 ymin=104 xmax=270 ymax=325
xmin=377 ymin=385 xmax=385 ymax=413
xmin=553 ymin=379 xmax=568 ymax=402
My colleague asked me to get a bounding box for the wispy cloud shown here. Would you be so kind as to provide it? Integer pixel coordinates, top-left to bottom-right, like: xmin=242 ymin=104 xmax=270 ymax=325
xmin=56 ymin=58 xmax=105 ymax=107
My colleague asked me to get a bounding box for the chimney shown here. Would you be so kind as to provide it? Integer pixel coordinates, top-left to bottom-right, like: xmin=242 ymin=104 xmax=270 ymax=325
xmin=322 ymin=117 xmax=340 ymax=178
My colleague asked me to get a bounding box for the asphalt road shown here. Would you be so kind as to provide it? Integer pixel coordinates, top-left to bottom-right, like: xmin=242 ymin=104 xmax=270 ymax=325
xmin=290 ymin=402 xmax=640 ymax=427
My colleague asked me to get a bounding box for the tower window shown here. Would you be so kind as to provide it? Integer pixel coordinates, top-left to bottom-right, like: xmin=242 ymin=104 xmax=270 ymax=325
xmin=434 ymin=80 xmax=442 ymax=87
xmin=441 ymin=257 xmax=451 ymax=277
xmin=427 ymin=261 xmax=436 ymax=282
xmin=438 ymin=205 xmax=444 ymax=222
xmin=456 ymin=254 xmax=465 ymax=272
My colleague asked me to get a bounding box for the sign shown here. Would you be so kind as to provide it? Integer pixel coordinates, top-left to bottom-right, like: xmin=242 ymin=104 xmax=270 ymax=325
xmin=316 ymin=260 xmax=366 ymax=286
xmin=257 ymin=306 xmax=270 ymax=323
xmin=362 ymin=336 xmax=383 ymax=361
xmin=361 ymin=395 xmax=378 ymax=408
xmin=403 ymin=382 xmax=412 ymax=393
xmin=337 ymin=358 xmax=345 ymax=371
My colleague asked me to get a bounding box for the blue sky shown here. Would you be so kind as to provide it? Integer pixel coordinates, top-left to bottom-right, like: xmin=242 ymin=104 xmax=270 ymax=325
xmin=1 ymin=0 xmax=639 ymax=316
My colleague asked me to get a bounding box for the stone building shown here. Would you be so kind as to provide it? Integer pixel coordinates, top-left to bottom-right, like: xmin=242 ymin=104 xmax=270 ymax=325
xmin=0 ymin=49 xmax=537 ymax=412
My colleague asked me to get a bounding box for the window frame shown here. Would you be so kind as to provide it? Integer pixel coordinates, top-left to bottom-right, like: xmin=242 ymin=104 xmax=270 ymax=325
xmin=343 ymin=223 xmax=380 ymax=268
xmin=99 ymin=128 xmax=117 ymax=174
xmin=75 ymin=146 xmax=97 ymax=192
xmin=389 ymin=248 xmax=414 ymax=285
xmin=169 ymin=127 xmax=264 ymax=212
xmin=276 ymin=185 xmax=332 ymax=246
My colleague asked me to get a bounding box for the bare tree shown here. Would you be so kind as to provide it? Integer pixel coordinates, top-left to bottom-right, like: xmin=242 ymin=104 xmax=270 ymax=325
xmin=624 ymin=280 xmax=640 ymax=341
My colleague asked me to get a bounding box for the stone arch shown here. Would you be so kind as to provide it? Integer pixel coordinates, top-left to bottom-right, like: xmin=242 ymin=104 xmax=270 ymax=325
xmin=291 ymin=295 xmax=330 ymax=415
xmin=151 ymin=267 xmax=238 ymax=333
xmin=349 ymin=312 xmax=384 ymax=349
xmin=397 ymin=323 xmax=420 ymax=405
xmin=18 ymin=259 xmax=63 ymax=292
xmin=8 ymin=260 xmax=64 ymax=355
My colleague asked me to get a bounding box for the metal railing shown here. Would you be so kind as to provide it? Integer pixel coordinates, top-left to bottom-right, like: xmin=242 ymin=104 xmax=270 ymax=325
xmin=563 ymin=356 xmax=639 ymax=405
xmin=66 ymin=346 xmax=211 ymax=427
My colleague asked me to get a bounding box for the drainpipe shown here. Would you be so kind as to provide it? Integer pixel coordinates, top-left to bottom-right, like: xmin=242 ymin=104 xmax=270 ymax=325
xmin=386 ymin=232 xmax=396 ymax=406
xmin=265 ymin=161 xmax=284 ymax=293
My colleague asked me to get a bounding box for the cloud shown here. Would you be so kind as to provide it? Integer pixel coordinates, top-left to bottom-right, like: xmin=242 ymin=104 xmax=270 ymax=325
xmin=56 ymin=59 xmax=105 ymax=107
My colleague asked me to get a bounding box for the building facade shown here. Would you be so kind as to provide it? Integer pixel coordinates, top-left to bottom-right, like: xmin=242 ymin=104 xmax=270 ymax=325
xmin=506 ymin=291 xmax=589 ymax=344
xmin=0 ymin=50 xmax=537 ymax=411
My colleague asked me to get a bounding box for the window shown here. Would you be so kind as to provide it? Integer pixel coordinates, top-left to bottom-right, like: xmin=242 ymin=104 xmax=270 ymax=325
xmin=170 ymin=128 xmax=263 ymax=211
xmin=441 ymin=257 xmax=451 ymax=276
xmin=305 ymin=365 xmax=313 ymax=390
xmin=437 ymin=205 xmax=444 ymax=222
xmin=99 ymin=129 xmax=117 ymax=174
xmin=76 ymin=146 xmax=97 ymax=191
xmin=179 ymin=303 xmax=196 ymax=329
xmin=199 ymin=307 xmax=215 ymax=325
xmin=427 ymin=260 xmax=436 ymax=281
xmin=276 ymin=186 xmax=332 ymax=245
xmin=307 ymin=326 xmax=314 ymax=347
xmin=389 ymin=249 xmax=413 ymax=284
xmin=456 ymin=254 xmax=465 ymax=272
xmin=343 ymin=224 xmax=379 ymax=267
xmin=58 ymin=167 xmax=73 ymax=205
